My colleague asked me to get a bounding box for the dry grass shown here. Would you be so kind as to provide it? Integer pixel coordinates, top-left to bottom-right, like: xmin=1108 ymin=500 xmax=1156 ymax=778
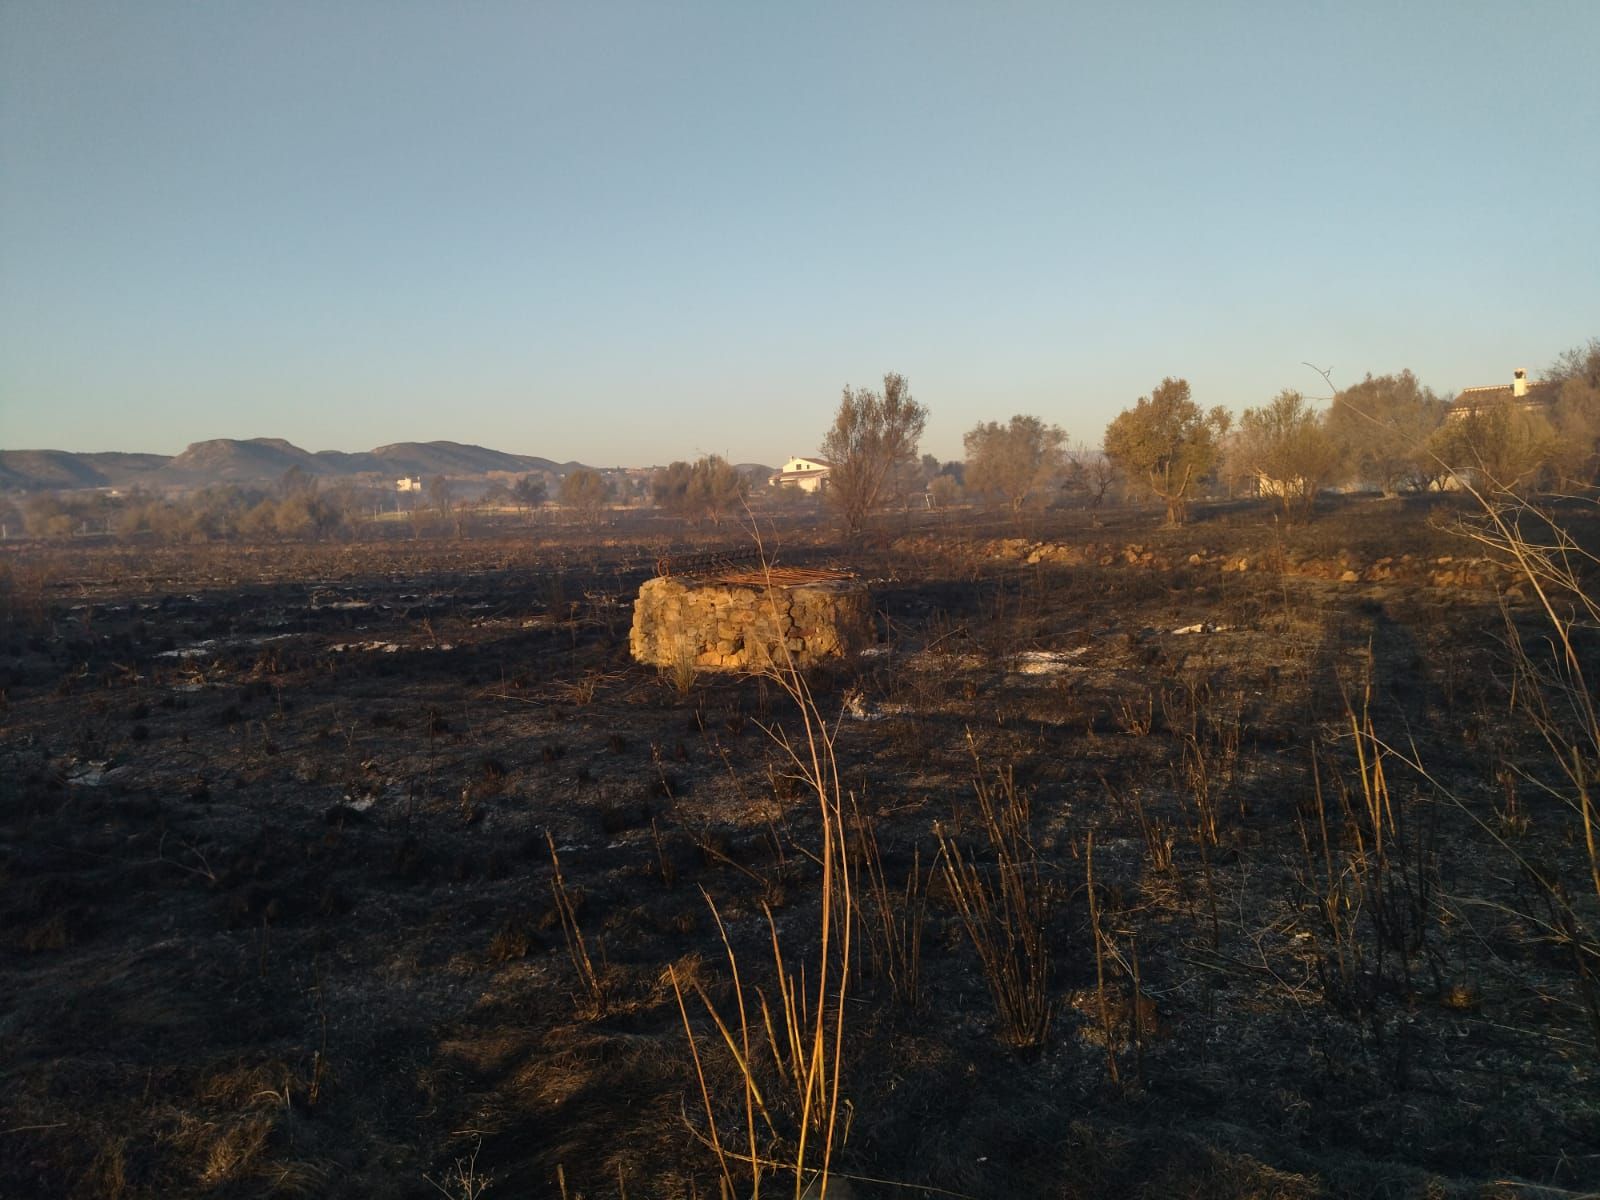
xmin=669 ymin=585 xmax=857 ymax=1196
xmin=547 ymin=832 xmax=609 ymax=1018
xmin=10 ymin=504 xmax=1600 ymax=1197
xmin=664 ymin=645 xmax=700 ymax=697
xmin=854 ymin=798 xmax=927 ymax=1013
xmin=936 ymin=753 xmax=1053 ymax=1049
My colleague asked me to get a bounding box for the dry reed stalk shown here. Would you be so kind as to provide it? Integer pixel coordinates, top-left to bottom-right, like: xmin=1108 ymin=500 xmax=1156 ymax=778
xmin=670 ymin=966 xmax=734 ymax=1195
xmin=1455 ymin=487 xmax=1600 ymax=907
xmin=1292 ymin=747 xmax=1365 ymax=1011
xmin=671 ymin=530 xmax=857 ymax=1197
xmin=1357 ymin=716 xmax=1600 ymax=1054
xmin=936 ymin=753 xmax=1052 ymax=1048
xmin=1115 ymin=693 xmax=1153 ymax=736
xmin=1128 ymin=788 xmax=1175 ymax=875
xmin=546 ymin=832 xmax=606 ymax=1017
xmin=666 ymin=644 xmax=700 ymax=696
xmin=853 ymin=796 xmax=926 ymax=1013
xmin=1086 ymin=831 xmax=1119 ymax=1084
xmin=1129 ymin=933 xmax=1146 ymax=1086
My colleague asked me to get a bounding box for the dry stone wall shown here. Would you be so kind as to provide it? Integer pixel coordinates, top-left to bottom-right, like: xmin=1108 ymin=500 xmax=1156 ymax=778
xmin=891 ymin=534 xmax=1514 ymax=590
xmin=630 ymin=576 xmax=873 ymax=671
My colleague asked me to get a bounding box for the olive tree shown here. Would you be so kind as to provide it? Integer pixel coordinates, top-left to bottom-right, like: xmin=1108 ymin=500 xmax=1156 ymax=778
xmin=511 ymin=475 xmax=548 ymax=516
xmin=1428 ymin=401 xmax=1555 ymax=495
xmin=928 ymin=474 xmax=963 ymax=508
xmin=1232 ymin=390 xmax=1341 ymax=521
xmin=650 ymin=461 xmax=694 ymax=512
xmin=427 ymin=475 xmax=453 ymax=519
xmin=651 ymin=455 xmax=748 ymax=525
xmin=1547 ymin=339 xmax=1600 ymax=489
xmin=963 ymin=414 xmax=1067 ymax=515
xmin=820 ymin=371 xmax=928 ymax=536
xmin=1102 ymin=377 xmax=1224 ymax=525
xmin=1063 ymin=441 xmax=1121 ymax=514
xmin=560 ymin=468 xmax=612 ymax=524
xmin=23 ymin=493 xmax=78 ymax=538
xmin=1327 ymin=370 xmax=1450 ymax=494
xmin=687 ymin=455 xmax=748 ymax=525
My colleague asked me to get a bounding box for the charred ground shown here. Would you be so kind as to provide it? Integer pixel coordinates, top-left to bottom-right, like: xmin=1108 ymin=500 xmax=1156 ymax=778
xmin=3 ymin=499 xmax=1598 ymax=1198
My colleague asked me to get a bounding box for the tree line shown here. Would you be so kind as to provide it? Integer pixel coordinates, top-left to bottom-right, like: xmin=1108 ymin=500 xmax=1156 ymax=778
xmin=7 ymin=338 xmax=1595 ymax=541
xmin=814 ymin=338 xmax=1599 ymax=532
xmin=1096 ymin=338 xmax=1600 ymax=523
xmin=1 ymin=477 xmax=378 ymax=543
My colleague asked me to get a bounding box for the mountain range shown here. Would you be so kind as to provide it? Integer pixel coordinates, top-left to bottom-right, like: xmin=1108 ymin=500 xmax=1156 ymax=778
xmin=0 ymin=438 xmax=592 ymax=492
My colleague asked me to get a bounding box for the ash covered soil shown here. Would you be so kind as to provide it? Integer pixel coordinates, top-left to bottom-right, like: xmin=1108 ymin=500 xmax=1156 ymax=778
xmin=3 ymin=501 xmax=1598 ymax=1198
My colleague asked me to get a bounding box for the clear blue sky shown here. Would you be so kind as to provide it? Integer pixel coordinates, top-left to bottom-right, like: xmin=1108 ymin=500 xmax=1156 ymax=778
xmin=2 ymin=1 xmax=1596 ymax=466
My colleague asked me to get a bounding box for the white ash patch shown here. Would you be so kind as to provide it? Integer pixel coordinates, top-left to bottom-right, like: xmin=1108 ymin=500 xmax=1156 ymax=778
xmin=841 ymin=689 xmax=912 ymax=721
xmin=328 ymin=641 xmax=455 ymax=654
xmin=66 ymin=760 xmax=112 ymax=786
xmin=155 ymin=632 xmax=299 ymax=660
xmin=156 ymin=640 xmax=219 ymax=660
xmin=908 ymin=651 xmax=984 ymax=671
xmin=1011 ymin=648 xmax=1090 ymax=675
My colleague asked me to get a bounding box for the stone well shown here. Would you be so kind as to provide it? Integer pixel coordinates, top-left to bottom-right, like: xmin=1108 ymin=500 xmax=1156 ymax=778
xmin=629 ymin=569 xmax=873 ymax=672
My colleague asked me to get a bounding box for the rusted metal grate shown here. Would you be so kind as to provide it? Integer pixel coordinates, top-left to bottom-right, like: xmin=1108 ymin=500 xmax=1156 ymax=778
xmin=706 ymin=567 xmax=854 ymax=587
xmin=653 ymin=547 xmax=853 ymax=587
xmin=653 ymin=547 xmax=760 ymax=578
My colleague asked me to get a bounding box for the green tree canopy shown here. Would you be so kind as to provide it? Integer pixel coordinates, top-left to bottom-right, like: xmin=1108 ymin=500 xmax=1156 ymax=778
xmin=651 ymin=456 xmax=749 ymax=525
xmin=1232 ymin=390 xmax=1341 ymax=521
xmin=1327 ymin=370 xmax=1450 ymax=494
xmin=1429 ymin=401 xmax=1555 ymax=496
xmin=963 ymin=415 xmax=1067 ymax=514
xmin=560 ymin=468 xmax=613 ymax=524
xmin=1547 ymin=338 xmax=1600 ymax=489
xmin=1102 ymin=378 xmax=1223 ymax=524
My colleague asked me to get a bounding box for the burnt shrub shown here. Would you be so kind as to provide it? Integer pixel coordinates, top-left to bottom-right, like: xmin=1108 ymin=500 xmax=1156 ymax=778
xmin=599 ymin=797 xmax=653 ymax=836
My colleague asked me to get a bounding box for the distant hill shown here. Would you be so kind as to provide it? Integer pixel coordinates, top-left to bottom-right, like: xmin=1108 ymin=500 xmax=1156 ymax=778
xmin=365 ymin=441 xmax=563 ymax=478
xmin=0 ymin=450 xmax=170 ymax=491
xmin=0 ymin=438 xmax=590 ymax=492
xmin=158 ymin=437 xmax=332 ymax=483
xmin=84 ymin=452 xmax=173 ymax=483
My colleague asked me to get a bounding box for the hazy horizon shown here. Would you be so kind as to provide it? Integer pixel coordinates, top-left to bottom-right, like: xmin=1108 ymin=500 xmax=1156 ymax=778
xmin=0 ymin=434 xmax=615 ymax=464
xmin=3 ymin=1 xmax=1597 ymax=465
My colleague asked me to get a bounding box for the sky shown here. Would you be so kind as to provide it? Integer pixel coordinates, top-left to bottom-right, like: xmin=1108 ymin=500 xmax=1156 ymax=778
xmin=1 ymin=1 xmax=1596 ymax=467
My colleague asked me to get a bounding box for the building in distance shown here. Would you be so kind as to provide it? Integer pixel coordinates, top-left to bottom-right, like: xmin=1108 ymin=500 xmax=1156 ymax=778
xmin=769 ymin=456 xmax=832 ymax=493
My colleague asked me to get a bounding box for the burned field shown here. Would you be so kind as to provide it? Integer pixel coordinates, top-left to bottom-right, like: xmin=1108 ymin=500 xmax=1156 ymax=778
xmin=3 ymin=503 xmax=1599 ymax=1198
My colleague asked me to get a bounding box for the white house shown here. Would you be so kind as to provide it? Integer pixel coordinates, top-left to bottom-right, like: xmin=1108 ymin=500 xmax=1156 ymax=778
xmin=770 ymin=457 xmax=832 ymax=493
xmin=396 ymin=477 xmax=422 ymax=493
xmin=1448 ymin=368 xmax=1554 ymax=422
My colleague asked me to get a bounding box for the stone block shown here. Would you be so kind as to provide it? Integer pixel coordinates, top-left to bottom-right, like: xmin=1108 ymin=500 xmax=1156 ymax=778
xmin=630 ymin=574 xmax=872 ymax=673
